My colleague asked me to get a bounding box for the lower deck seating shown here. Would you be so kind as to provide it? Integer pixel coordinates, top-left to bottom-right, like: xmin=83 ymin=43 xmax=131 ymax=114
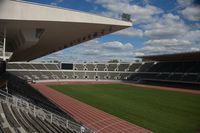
xmin=97 ymin=72 xmax=108 ymax=80
xmin=0 ymin=93 xmax=90 ymax=133
xmin=108 ymin=73 xmax=119 ymax=80
xmin=1 ymin=103 xmax=20 ymax=129
xmin=11 ymin=105 xmax=36 ymax=133
xmin=85 ymin=72 xmax=96 ymax=79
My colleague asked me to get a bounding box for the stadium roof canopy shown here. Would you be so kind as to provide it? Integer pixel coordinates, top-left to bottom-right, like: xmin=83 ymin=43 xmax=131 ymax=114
xmin=137 ymin=51 xmax=200 ymax=62
xmin=0 ymin=0 xmax=132 ymax=61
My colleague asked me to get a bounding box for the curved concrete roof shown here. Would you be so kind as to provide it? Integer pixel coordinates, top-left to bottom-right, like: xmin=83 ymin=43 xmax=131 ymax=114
xmin=0 ymin=0 xmax=132 ymax=61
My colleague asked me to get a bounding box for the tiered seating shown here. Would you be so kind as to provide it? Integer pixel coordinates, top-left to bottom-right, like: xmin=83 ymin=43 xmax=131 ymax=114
xmin=128 ymin=61 xmax=200 ymax=84
xmin=8 ymin=71 xmax=24 ymax=79
xmin=74 ymin=64 xmax=84 ymax=70
xmin=128 ymin=63 xmax=141 ymax=72
xmin=168 ymin=73 xmax=184 ymax=81
xmin=97 ymin=72 xmax=108 ymax=80
xmin=0 ymin=89 xmax=91 ymax=133
xmin=96 ymin=64 xmax=106 ymax=71
xmin=52 ymin=71 xmax=64 ymax=79
xmin=6 ymin=63 xmax=21 ymax=69
xmin=0 ymin=102 xmax=76 ymax=133
xmin=1 ymin=103 xmax=20 ymax=129
xmin=11 ymin=106 xmax=36 ymax=133
xmin=63 ymin=71 xmax=74 ymax=79
xmin=32 ymin=64 xmax=46 ymax=70
xmin=181 ymin=74 xmax=198 ymax=82
xmin=41 ymin=71 xmax=53 ymax=79
xmin=119 ymin=73 xmax=130 ymax=80
xmin=74 ymin=72 xmax=85 ymax=79
xmin=85 ymin=72 xmax=96 ymax=79
xmin=45 ymin=64 xmax=59 ymax=70
xmin=20 ymin=110 xmax=45 ymax=133
xmin=31 ymin=71 xmax=42 ymax=80
xmin=1 ymin=127 xmax=12 ymax=133
xmin=138 ymin=62 xmax=154 ymax=72
xmin=108 ymin=73 xmax=119 ymax=80
xmin=118 ymin=64 xmax=129 ymax=71
xmin=107 ymin=64 xmax=117 ymax=71
xmin=19 ymin=64 xmax=35 ymax=69
xmin=86 ymin=64 xmax=95 ymax=71
xmin=6 ymin=73 xmax=72 ymax=120
xmin=8 ymin=61 xmax=200 ymax=84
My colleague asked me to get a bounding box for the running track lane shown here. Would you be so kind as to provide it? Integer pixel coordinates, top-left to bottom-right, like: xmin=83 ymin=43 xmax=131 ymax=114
xmin=31 ymin=83 xmax=153 ymax=133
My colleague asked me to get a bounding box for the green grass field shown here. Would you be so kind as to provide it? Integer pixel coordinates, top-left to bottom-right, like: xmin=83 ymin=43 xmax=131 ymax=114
xmin=49 ymin=84 xmax=200 ymax=133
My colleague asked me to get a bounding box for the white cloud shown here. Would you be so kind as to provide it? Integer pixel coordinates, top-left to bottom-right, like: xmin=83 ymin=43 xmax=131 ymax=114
xmin=144 ymin=39 xmax=192 ymax=46
xmin=182 ymin=30 xmax=200 ymax=42
xmin=102 ymin=41 xmax=133 ymax=50
xmin=143 ymin=13 xmax=188 ymax=39
xmin=134 ymin=52 xmax=145 ymax=56
xmin=35 ymin=0 xmax=200 ymax=61
xmin=37 ymin=39 xmax=135 ymax=63
xmin=92 ymin=0 xmax=163 ymax=24
xmin=180 ymin=6 xmax=200 ymax=21
xmin=177 ymin=0 xmax=193 ymax=6
xmin=114 ymin=27 xmax=143 ymax=37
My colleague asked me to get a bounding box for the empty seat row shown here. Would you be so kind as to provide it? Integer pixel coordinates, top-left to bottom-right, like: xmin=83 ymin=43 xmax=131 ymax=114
xmin=0 ymin=101 xmax=76 ymax=133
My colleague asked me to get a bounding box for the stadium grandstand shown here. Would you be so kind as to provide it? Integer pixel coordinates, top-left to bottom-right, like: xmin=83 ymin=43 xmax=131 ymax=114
xmin=0 ymin=0 xmax=200 ymax=133
xmin=6 ymin=51 xmax=200 ymax=85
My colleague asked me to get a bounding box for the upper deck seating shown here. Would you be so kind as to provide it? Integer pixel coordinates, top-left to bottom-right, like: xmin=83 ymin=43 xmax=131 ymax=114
xmin=86 ymin=64 xmax=95 ymax=71
xmin=19 ymin=64 xmax=35 ymax=70
xmin=7 ymin=63 xmax=22 ymax=69
xmin=96 ymin=64 xmax=106 ymax=71
xmin=138 ymin=62 xmax=154 ymax=72
xmin=32 ymin=64 xmax=46 ymax=70
xmin=128 ymin=63 xmax=141 ymax=72
xmin=118 ymin=64 xmax=129 ymax=71
xmin=44 ymin=64 xmax=59 ymax=70
xmin=74 ymin=64 xmax=84 ymax=70
xmin=107 ymin=64 xmax=117 ymax=71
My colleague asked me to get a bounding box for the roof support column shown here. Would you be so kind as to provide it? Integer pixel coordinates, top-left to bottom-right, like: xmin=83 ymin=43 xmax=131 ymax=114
xmin=3 ymin=26 xmax=6 ymax=61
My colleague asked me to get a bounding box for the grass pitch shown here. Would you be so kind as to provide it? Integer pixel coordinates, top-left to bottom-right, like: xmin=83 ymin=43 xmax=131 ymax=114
xmin=49 ymin=84 xmax=200 ymax=133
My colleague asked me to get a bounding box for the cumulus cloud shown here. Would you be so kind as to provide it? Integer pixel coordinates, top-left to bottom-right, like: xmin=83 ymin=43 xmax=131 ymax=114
xmin=144 ymin=39 xmax=192 ymax=46
xmin=135 ymin=44 xmax=199 ymax=56
xmin=37 ymin=39 xmax=135 ymax=63
xmin=143 ymin=13 xmax=188 ymax=39
xmin=182 ymin=30 xmax=200 ymax=42
xmin=177 ymin=0 xmax=193 ymax=6
xmin=102 ymin=41 xmax=133 ymax=50
xmin=180 ymin=6 xmax=200 ymax=21
xmin=114 ymin=27 xmax=143 ymax=37
xmin=35 ymin=0 xmax=200 ymax=62
xmin=90 ymin=0 xmax=163 ymax=24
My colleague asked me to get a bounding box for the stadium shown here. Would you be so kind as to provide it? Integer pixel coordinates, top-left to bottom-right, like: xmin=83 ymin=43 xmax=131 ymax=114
xmin=0 ymin=0 xmax=200 ymax=133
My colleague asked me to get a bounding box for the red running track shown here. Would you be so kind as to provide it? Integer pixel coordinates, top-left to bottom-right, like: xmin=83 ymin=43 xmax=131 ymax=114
xmin=31 ymin=83 xmax=153 ymax=133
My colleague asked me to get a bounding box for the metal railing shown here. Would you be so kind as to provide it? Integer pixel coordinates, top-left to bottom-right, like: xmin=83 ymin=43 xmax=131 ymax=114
xmin=0 ymin=90 xmax=94 ymax=133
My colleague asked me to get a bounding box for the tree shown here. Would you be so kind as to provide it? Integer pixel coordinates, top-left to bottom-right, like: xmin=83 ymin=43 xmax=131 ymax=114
xmin=108 ymin=59 xmax=119 ymax=63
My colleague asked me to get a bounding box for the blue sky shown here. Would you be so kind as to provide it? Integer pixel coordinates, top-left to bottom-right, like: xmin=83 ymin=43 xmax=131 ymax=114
xmin=27 ymin=0 xmax=200 ymax=63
